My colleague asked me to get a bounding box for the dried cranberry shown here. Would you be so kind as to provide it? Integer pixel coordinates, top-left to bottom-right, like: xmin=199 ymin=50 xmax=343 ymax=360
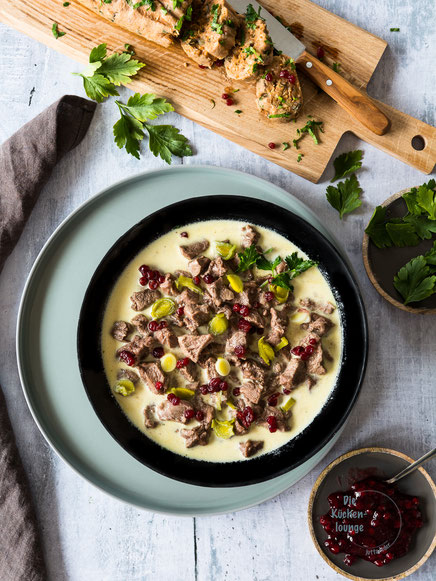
xmin=195 ymin=410 xmax=204 ymax=421
xmin=309 ymin=337 xmax=318 ymax=345
xmin=232 ymin=303 xmax=241 ymax=313
xmin=148 ymin=270 xmax=158 ymax=280
xmin=215 ymin=59 xmax=224 ymax=67
xmin=283 ymin=388 xmax=291 ymax=395
xmin=203 ymin=274 xmax=214 ymax=284
xmin=226 ymin=98 xmax=234 ymax=106
xmin=222 ymin=93 xmax=230 ymax=99
xmin=118 ymin=350 xmax=135 ymax=366
xmin=200 ymin=385 xmax=208 ymax=395
xmin=152 ymin=347 xmax=164 ymax=358
xmin=289 ymin=74 xmax=296 ymax=84
xmin=155 ymin=381 xmax=164 ymax=392
xmin=291 ymin=346 xmax=304 ymax=356
xmin=265 ymin=72 xmax=273 ymax=82
xmin=199 ymin=65 xmax=207 ymax=69
xmin=180 ymin=231 xmax=188 ymax=238
xmin=176 ymin=306 xmax=184 ymax=317
xmin=149 ymin=280 xmax=158 ymax=290
xmin=193 ymin=275 xmax=201 ymax=285
xmin=159 ymin=321 xmax=167 ymax=329
xmin=209 ymin=377 xmax=221 ymax=389
xmin=279 ymin=70 xmax=288 ymax=78
xmin=167 ymin=393 xmax=175 ymax=402
xmin=238 ymin=319 xmax=252 ymax=333
xmin=139 ymin=276 xmax=148 ymax=286
xmin=266 ymin=415 xmax=277 ymax=433
xmin=317 ymin=46 xmax=325 ymax=59
xmin=267 ymin=393 xmax=280 ymax=406
xmin=264 ymin=291 xmax=275 ymax=301
xmin=184 ymin=409 xmax=195 ymax=420
xmin=219 ymin=381 xmax=228 ymax=391
xmin=176 ymin=360 xmax=185 ymax=369
xmin=233 ymin=387 xmax=240 ymax=396
xmin=268 ymin=142 xmax=276 ymax=150
xmin=158 ymin=275 xmax=166 ymax=284
xmin=171 ymin=396 xmax=180 ymax=406
xmin=234 ymin=345 xmax=246 ymax=358
xmin=305 ymin=345 xmax=315 ymax=355
xmin=301 ymin=352 xmax=310 ymax=361
xmin=139 ymin=264 xmax=150 ymax=275
xmin=239 ymin=305 xmax=250 ymax=317
xmin=148 ymin=321 xmax=159 ymax=332
xmin=344 ymin=554 xmax=356 ymax=567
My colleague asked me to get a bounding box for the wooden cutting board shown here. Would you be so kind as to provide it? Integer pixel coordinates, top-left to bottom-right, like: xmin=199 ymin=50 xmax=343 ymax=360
xmin=1 ymin=0 xmax=435 ymax=182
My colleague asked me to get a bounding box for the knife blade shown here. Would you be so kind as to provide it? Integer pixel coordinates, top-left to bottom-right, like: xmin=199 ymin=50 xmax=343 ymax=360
xmin=229 ymin=0 xmax=390 ymax=136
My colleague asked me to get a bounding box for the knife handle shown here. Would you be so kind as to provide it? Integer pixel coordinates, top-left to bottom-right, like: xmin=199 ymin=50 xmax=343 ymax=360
xmin=297 ymin=50 xmax=390 ymax=136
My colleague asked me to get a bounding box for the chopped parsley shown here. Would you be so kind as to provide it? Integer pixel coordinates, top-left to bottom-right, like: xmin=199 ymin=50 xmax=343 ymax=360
xmin=175 ymin=16 xmax=185 ymax=31
xmin=365 ymin=179 xmax=436 ymax=248
xmin=332 ymin=62 xmax=341 ymax=72
xmin=234 ymin=110 xmax=242 ymax=114
xmin=123 ymin=43 xmax=135 ymax=55
xmin=331 ymin=150 xmax=363 ymax=181
xmin=63 ymin=2 xmax=70 ymax=6
xmin=52 ymin=23 xmax=66 ymax=39
xmin=173 ymin=0 xmax=182 ymax=8
xmin=390 ymin=27 xmax=400 ymax=31
xmin=268 ymin=113 xmax=291 ymax=119
xmin=236 ymin=245 xmax=262 ymax=272
xmin=210 ymin=99 xmax=216 ymax=109
xmin=297 ymin=153 xmax=303 ymax=162
xmin=293 ymin=118 xmax=324 ymax=148
xmin=211 ymin=4 xmax=223 ymax=34
xmin=326 ymin=174 xmax=363 ymax=219
xmin=245 ymin=3 xmax=263 ymax=29
xmin=257 ymin=252 xmax=317 ymax=290
xmin=282 ymin=142 xmax=290 ymax=151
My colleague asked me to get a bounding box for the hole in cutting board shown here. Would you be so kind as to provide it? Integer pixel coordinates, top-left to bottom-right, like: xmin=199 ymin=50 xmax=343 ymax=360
xmin=411 ymin=135 xmax=426 ymax=150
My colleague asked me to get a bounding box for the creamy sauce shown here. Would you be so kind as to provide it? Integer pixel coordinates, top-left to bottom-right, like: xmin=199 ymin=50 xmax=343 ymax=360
xmin=101 ymin=220 xmax=342 ymax=462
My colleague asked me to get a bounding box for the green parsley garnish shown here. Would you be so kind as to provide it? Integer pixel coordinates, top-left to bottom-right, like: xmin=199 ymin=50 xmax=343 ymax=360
xmin=293 ymin=118 xmax=324 ymax=148
xmin=332 ymin=62 xmax=341 ymax=72
xmin=331 ymin=150 xmax=363 ymax=181
xmin=326 ymin=175 xmax=363 ymax=219
xmin=394 ymin=242 xmax=436 ymax=304
xmin=282 ymin=142 xmax=290 ymax=151
xmin=63 ymin=2 xmax=70 ymax=6
xmin=245 ymin=3 xmax=263 ymax=29
xmin=257 ymin=252 xmax=317 ymax=290
xmin=123 ymin=43 xmax=135 ymax=55
xmin=73 ymin=43 xmax=144 ymax=102
xmin=211 ymin=4 xmax=223 ymax=34
xmin=173 ymin=0 xmax=182 ymax=8
xmin=175 ymin=16 xmax=185 ymax=31
xmin=268 ymin=113 xmax=291 ymax=119
xmin=297 ymin=153 xmax=303 ymax=162
xmin=114 ymin=93 xmax=192 ymax=163
xmin=128 ymin=0 xmax=155 ymax=10
xmin=52 ymin=23 xmax=66 ymax=39
xmin=235 ymin=110 xmax=242 ymax=114
xmin=210 ymin=99 xmax=216 ymax=109
xmin=390 ymin=27 xmax=400 ymax=32
xmin=236 ymin=245 xmax=262 ymax=272
xmin=365 ymin=180 xmax=436 ymax=248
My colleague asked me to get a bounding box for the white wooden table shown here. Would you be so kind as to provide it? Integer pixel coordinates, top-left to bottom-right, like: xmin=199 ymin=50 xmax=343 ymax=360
xmin=1 ymin=1 xmax=435 ymax=579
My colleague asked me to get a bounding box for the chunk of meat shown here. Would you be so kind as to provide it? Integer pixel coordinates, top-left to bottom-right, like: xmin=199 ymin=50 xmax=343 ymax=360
xmin=266 ymin=308 xmax=288 ymax=346
xmin=240 ymin=380 xmax=263 ymax=405
xmin=234 ymin=416 xmax=249 ymax=435
xmin=256 ymin=55 xmax=303 ymax=122
xmin=144 ymin=405 xmax=158 ymax=429
xmin=204 ymin=356 xmax=219 ymax=380
xmin=279 ymin=358 xmax=307 ymax=390
xmin=154 ymin=326 xmax=178 ymax=348
xmin=238 ymin=281 xmax=259 ymax=307
xmin=111 ymin=320 xmax=132 ymax=341
xmin=239 ymin=439 xmax=264 ymax=458
xmin=302 ymin=313 xmax=333 ymax=337
xmin=244 ymin=310 xmax=264 ymax=329
xmin=241 ymin=359 xmax=265 ymax=383
xmin=225 ymin=16 xmax=273 ymax=80
xmin=259 ymin=405 xmax=290 ymax=432
xmin=204 ymin=257 xmax=228 ymax=278
xmin=178 ymin=333 xmax=213 ymax=362
xmin=179 ymin=238 xmax=210 ymax=259
xmin=131 ymin=314 xmax=149 ymax=334
xmin=117 ymin=368 xmax=139 ymax=384
xmin=217 ymin=304 xmax=233 ymax=319
xmin=183 ymin=302 xmax=211 ymax=332
xmin=204 ymin=278 xmax=234 ymax=308
xmin=192 ymin=395 xmax=215 ymax=428
xmin=180 ymin=0 xmax=239 ymax=67
xmin=188 ymin=255 xmax=211 ymax=277
xmin=179 ymin=360 xmax=199 ymax=382
xmin=137 ymin=362 xmax=166 ymax=393
xmin=305 ymin=342 xmax=326 ymax=375
xmin=156 ymin=399 xmax=194 ymax=423
xmin=241 ymin=224 xmax=260 ymax=249
xmin=118 ymin=334 xmax=150 ymax=361
xmin=225 ymin=329 xmax=247 ymax=357
xmin=130 ymin=288 xmax=161 ymax=311
xmin=180 ymin=425 xmax=209 ymax=447
xmin=160 ymin=273 xmax=178 ymax=296
xmin=176 ymin=287 xmax=201 ymax=306
xmin=78 ymin=0 xmax=175 ymax=48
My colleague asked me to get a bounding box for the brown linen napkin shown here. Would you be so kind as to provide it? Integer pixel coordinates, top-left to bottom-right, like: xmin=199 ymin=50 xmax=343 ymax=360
xmin=0 ymin=95 xmax=96 ymax=581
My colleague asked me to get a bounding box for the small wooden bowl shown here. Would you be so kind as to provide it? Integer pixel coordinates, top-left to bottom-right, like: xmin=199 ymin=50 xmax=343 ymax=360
xmin=308 ymin=447 xmax=436 ymax=581
xmin=362 ymin=189 xmax=436 ymax=314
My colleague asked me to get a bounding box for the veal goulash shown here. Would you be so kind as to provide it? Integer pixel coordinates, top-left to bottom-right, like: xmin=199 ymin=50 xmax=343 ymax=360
xmin=101 ymin=221 xmax=341 ymax=461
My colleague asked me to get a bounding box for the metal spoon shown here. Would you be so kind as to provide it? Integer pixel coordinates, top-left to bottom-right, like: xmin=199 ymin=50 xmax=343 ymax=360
xmin=384 ymin=447 xmax=436 ymax=484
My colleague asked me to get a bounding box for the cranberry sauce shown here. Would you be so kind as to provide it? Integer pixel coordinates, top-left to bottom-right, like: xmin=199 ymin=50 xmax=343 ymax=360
xmin=319 ymin=477 xmax=423 ymax=567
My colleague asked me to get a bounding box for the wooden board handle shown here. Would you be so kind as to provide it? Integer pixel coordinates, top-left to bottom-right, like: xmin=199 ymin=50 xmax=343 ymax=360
xmin=349 ymin=99 xmax=436 ymax=175
xmin=297 ymin=50 xmax=390 ymax=136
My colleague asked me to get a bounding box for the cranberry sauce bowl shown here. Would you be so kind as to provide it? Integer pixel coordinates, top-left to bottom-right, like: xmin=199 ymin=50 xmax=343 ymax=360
xmin=77 ymin=196 xmax=368 ymax=487
xmin=309 ymin=448 xmax=436 ymax=580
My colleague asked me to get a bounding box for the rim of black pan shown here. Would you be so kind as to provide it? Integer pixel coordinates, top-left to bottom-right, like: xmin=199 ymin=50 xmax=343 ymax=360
xmin=77 ymin=195 xmax=368 ymax=488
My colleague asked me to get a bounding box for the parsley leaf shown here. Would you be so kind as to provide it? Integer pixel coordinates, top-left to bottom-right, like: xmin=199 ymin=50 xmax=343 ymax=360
xmin=89 ymin=43 xmax=107 ymax=63
xmin=145 ymin=124 xmax=192 ymax=164
xmin=256 ymin=255 xmax=282 ymax=271
xmin=211 ymin=4 xmax=223 ymax=34
xmin=365 ymin=206 xmax=392 ymax=248
xmin=394 ymin=256 xmax=436 ymax=304
xmin=425 ymin=241 xmax=436 ymax=267
xmin=326 ymin=175 xmax=362 ymax=219
xmin=245 ymin=4 xmax=263 ymax=29
xmin=96 ymin=52 xmax=144 ymax=85
xmin=293 ymin=118 xmax=324 ymax=148
xmin=113 ymin=111 xmax=144 ymax=160
xmin=417 ymin=184 xmax=436 ymax=220
xmin=385 ymin=223 xmax=419 ymax=247
xmin=331 ymin=150 xmax=363 ymax=181
xmin=81 ymin=74 xmax=119 ymax=102
xmin=270 ymin=272 xmax=294 ymax=291
xmin=403 ymin=214 xmax=436 ymax=240
xmin=52 ymin=23 xmax=66 ymax=39
xmin=236 ymin=245 xmax=262 ymax=272
xmin=116 ymin=92 xmax=174 ymax=121
xmin=285 ymin=252 xmax=318 ymax=276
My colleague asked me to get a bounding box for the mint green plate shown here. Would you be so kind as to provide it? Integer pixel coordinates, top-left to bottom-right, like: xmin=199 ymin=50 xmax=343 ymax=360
xmin=17 ymin=166 xmax=346 ymax=515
